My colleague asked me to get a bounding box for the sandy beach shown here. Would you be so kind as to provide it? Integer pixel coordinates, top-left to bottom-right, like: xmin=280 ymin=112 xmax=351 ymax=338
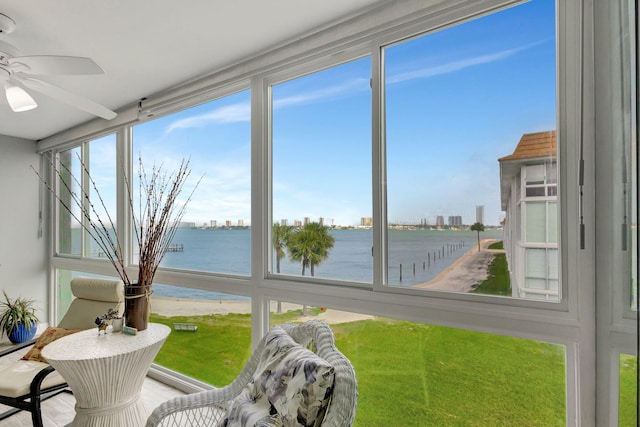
xmin=150 ymin=239 xmax=501 ymax=321
xmin=150 ymin=297 xmax=375 ymax=324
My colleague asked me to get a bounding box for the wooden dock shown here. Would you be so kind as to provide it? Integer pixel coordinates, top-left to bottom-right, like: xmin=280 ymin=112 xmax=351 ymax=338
xmin=92 ymin=243 xmax=183 ymax=257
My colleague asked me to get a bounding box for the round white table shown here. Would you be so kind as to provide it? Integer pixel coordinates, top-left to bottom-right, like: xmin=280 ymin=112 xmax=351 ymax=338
xmin=41 ymin=323 xmax=170 ymax=427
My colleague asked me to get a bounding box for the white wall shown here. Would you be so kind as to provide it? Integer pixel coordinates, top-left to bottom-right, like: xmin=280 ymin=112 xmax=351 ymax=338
xmin=0 ymin=135 xmax=49 ymax=327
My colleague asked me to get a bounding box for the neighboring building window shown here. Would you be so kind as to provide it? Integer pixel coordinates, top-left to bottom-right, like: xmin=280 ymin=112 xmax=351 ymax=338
xmin=525 ymin=163 xmax=557 ymax=198
xmin=524 ymin=248 xmax=559 ymax=298
xmin=524 ymin=196 xmax=558 ymax=244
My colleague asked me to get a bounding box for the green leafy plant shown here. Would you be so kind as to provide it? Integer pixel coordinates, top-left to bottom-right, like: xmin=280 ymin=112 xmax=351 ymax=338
xmin=0 ymin=290 xmax=39 ymax=337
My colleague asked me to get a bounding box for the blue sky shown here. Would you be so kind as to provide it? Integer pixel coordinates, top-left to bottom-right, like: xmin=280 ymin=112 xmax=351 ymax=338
xmin=92 ymin=0 xmax=556 ymax=227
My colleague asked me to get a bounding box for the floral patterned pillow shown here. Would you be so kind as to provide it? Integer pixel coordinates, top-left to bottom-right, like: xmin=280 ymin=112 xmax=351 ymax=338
xmin=220 ymin=326 xmax=335 ymax=427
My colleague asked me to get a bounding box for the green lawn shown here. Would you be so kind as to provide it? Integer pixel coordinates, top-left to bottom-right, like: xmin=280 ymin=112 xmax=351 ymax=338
xmin=619 ymin=354 xmax=638 ymax=427
xmin=151 ymin=313 xmax=567 ymax=426
xmin=487 ymin=241 xmax=504 ymax=250
xmin=149 ymin=240 xmax=635 ymax=426
xmin=471 ymin=246 xmax=511 ymax=296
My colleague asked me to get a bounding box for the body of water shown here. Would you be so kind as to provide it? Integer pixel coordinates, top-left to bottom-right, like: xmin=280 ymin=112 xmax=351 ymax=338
xmin=150 ymin=228 xmax=503 ymax=300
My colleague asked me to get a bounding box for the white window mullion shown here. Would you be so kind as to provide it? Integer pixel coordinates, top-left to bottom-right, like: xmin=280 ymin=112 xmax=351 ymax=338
xmin=252 ymin=74 xmax=270 ymax=345
xmin=116 ymin=127 xmax=132 ymax=272
xmin=372 ymin=40 xmax=386 ymax=291
xmin=81 ymin=142 xmax=91 ymax=257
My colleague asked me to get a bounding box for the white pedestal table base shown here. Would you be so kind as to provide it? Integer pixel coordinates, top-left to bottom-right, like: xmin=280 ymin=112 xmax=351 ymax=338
xmin=42 ymin=323 xmax=170 ymax=427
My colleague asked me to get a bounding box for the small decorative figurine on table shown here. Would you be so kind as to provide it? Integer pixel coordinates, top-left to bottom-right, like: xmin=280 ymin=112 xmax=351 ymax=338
xmin=95 ymin=308 xmax=121 ymax=335
xmin=95 ymin=317 xmax=108 ymax=334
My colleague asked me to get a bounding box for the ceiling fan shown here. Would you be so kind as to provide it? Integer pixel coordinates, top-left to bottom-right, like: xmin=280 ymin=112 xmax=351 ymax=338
xmin=0 ymin=12 xmax=116 ymax=120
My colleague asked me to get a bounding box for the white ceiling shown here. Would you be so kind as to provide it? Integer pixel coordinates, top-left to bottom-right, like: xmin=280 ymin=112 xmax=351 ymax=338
xmin=0 ymin=0 xmax=382 ymax=141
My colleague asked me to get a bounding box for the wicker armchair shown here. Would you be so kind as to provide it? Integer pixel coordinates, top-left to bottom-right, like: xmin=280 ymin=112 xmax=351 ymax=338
xmin=146 ymin=320 xmax=358 ymax=427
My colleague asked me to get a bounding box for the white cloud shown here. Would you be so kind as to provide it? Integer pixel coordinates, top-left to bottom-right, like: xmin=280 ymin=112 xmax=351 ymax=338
xmin=387 ymin=41 xmax=545 ymax=84
xmin=164 ymin=102 xmax=250 ymax=134
xmin=162 ymin=77 xmax=369 ymax=134
xmin=273 ymin=77 xmax=369 ymax=109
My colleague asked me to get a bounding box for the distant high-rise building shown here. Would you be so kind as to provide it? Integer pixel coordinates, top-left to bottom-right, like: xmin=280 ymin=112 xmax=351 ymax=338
xmin=225 ymin=220 xmax=233 ymax=227
xmin=238 ymin=219 xmax=244 ymax=227
xmin=361 ymin=217 xmax=373 ymax=226
xmin=319 ymin=217 xmax=324 ymax=226
xmin=210 ymin=220 xmax=217 ymax=228
xmin=476 ymin=205 xmax=485 ymax=224
xmin=448 ymin=216 xmax=462 ymax=227
xmin=280 ymin=219 xmax=288 ymax=226
xmin=304 ymin=216 xmax=310 ymax=225
xmin=294 ymin=219 xmax=302 ymax=227
xmin=435 ymin=216 xmax=445 ymax=227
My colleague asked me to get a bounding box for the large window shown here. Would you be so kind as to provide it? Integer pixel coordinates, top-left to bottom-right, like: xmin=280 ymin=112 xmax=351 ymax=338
xmin=150 ymin=287 xmax=251 ymax=387
xmin=271 ymin=58 xmax=372 ymax=283
xmin=268 ymin=301 xmax=567 ymax=426
xmin=57 ymin=146 xmax=81 ymax=256
xmin=132 ymin=89 xmax=251 ymax=276
xmin=57 ymin=134 xmax=117 ymax=258
xmin=383 ymin=0 xmax=558 ymax=299
xmin=43 ymin=0 xmax=639 ymax=424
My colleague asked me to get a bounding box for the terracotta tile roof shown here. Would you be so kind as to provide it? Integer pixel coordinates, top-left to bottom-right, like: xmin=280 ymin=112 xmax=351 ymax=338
xmin=498 ymin=130 xmax=556 ymax=162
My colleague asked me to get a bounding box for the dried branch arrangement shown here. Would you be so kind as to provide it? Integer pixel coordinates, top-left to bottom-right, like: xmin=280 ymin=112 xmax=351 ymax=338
xmin=34 ymin=153 xmax=199 ymax=289
xmin=132 ymin=158 xmax=197 ymax=287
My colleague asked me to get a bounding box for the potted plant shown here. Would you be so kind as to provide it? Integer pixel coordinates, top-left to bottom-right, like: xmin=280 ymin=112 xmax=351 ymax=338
xmin=0 ymin=291 xmax=39 ymax=344
xmin=35 ymin=155 xmax=199 ymax=331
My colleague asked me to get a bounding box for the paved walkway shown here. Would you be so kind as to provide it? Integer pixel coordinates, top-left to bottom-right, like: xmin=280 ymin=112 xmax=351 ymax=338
xmin=413 ymin=239 xmax=503 ymax=292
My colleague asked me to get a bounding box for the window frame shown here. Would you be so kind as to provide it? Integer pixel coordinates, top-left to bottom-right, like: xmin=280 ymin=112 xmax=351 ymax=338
xmin=365 ymin=0 xmax=576 ymax=315
xmin=40 ymin=0 xmax=640 ymax=424
xmin=54 ymin=133 xmax=119 ymax=260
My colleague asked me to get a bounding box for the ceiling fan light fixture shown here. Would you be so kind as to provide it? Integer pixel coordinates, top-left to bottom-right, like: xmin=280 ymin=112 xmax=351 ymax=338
xmin=5 ymin=82 xmax=37 ymax=112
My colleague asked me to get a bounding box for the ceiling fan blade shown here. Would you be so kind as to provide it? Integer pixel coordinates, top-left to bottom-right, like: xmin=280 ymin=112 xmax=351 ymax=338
xmin=0 ymin=40 xmax=20 ymax=60
xmin=8 ymin=56 xmax=105 ymax=75
xmin=17 ymin=76 xmax=117 ymax=120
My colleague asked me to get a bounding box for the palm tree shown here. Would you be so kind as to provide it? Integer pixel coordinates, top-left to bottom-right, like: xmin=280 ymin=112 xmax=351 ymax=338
xmin=305 ymin=222 xmax=335 ymax=276
xmin=273 ymin=223 xmax=293 ymax=274
xmin=288 ymin=227 xmax=314 ymax=276
xmin=288 ymin=222 xmax=335 ymax=276
xmin=287 ymin=222 xmax=335 ymax=315
xmin=470 ymin=222 xmax=485 ymax=252
xmin=272 ymin=223 xmax=293 ymax=313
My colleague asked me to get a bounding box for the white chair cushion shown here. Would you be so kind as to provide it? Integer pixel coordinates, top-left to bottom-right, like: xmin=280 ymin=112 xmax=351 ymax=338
xmin=0 ymin=360 xmax=66 ymax=398
xmin=57 ymin=299 xmax=123 ymax=330
xmin=57 ymin=277 xmax=124 ymax=330
xmin=70 ymin=277 xmax=123 ymax=302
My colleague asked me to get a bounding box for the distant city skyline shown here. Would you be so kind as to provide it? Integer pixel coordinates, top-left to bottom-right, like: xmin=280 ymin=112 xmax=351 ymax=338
xmin=176 ymin=212 xmax=500 ymax=229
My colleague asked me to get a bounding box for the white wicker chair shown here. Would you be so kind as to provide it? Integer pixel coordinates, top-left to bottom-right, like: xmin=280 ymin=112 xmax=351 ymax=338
xmin=146 ymin=320 xmax=358 ymax=427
